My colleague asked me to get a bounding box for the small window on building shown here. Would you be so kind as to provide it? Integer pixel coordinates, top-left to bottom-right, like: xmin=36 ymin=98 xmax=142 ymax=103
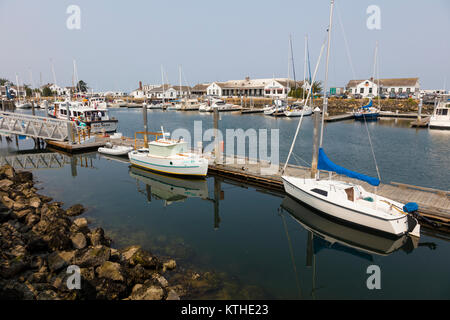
xmin=369 ymin=88 xmax=373 ymax=94
xmin=311 ymin=188 xmax=328 ymax=197
xmin=406 ymin=88 xmax=411 ymax=94
xmin=360 ymin=88 xmax=364 ymax=94
xmin=398 ymin=88 xmax=403 ymax=93
xmin=442 ymin=109 xmax=448 ymax=116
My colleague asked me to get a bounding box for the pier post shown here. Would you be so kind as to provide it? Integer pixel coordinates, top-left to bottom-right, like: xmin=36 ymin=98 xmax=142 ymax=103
xmin=213 ymin=107 xmax=222 ymax=164
xmin=142 ymin=103 xmax=148 ymax=148
xmin=311 ymin=107 xmax=321 ymax=178
xmin=417 ymin=98 xmax=423 ymax=121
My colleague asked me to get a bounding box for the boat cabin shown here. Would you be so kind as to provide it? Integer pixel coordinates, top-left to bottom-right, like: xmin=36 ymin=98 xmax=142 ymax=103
xmin=147 ymin=139 xmax=188 ymax=157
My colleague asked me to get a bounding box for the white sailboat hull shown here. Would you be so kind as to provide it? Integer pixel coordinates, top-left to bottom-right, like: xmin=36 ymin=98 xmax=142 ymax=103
xmin=282 ymin=176 xmax=411 ymax=236
xmin=129 ymin=150 xmax=208 ymax=177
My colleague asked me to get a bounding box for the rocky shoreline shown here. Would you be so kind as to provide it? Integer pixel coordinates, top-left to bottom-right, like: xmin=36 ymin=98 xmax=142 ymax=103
xmin=0 ymin=164 xmax=183 ymax=300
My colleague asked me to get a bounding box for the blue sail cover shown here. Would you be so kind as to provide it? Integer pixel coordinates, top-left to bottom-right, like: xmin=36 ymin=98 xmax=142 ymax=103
xmin=317 ymin=148 xmax=380 ymax=186
xmin=362 ymin=99 xmax=373 ymax=109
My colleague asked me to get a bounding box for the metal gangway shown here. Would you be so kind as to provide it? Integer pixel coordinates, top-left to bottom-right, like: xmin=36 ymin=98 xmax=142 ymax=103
xmin=0 ymin=152 xmax=68 ymax=170
xmin=0 ymin=111 xmax=72 ymax=142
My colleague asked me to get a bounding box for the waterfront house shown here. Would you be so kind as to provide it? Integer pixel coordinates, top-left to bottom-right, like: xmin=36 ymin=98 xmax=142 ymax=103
xmin=346 ymin=78 xmax=420 ymax=98
xmin=191 ymin=83 xmax=209 ymax=96
xmin=206 ymin=77 xmax=306 ymax=99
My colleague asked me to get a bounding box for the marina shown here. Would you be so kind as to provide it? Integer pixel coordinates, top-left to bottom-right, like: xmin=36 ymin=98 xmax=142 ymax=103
xmin=1 ymin=0 xmax=449 ymax=303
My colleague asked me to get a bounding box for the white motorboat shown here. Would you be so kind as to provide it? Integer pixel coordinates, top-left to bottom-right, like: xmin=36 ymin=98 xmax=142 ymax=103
xmin=147 ymin=103 xmax=163 ymax=110
xmin=429 ymin=99 xmax=450 ymax=130
xmin=211 ymin=99 xmax=235 ymax=111
xmin=128 ymin=128 xmax=208 ymax=177
xmin=281 ymin=0 xmax=420 ymax=239
xmin=98 ymin=143 xmax=133 ymax=156
xmin=199 ymin=103 xmax=212 ymax=112
xmin=48 ymin=99 xmax=118 ymax=133
xmin=109 ymin=99 xmax=127 ymax=108
xmin=166 ymin=103 xmax=182 ymax=110
xmin=15 ymin=102 xmax=32 ymax=109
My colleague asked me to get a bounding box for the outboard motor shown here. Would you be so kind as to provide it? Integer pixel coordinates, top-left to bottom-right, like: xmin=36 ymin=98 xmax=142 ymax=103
xmin=403 ymin=202 xmax=420 ymax=238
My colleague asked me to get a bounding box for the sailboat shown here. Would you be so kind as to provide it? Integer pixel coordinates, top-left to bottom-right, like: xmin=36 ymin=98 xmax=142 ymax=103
xmin=281 ymin=0 xmax=420 ymax=238
xmin=14 ymin=74 xmax=31 ymax=109
xmin=353 ymin=42 xmax=381 ymax=120
xmin=285 ymin=35 xmax=313 ymax=118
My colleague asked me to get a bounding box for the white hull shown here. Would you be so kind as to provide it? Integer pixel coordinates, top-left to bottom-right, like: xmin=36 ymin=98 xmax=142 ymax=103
xmin=284 ymin=106 xmax=313 ymax=117
xmin=16 ymin=102 xmax=32 ymax=109
xmin=429 ymin=119 xmax=450 ymax=129
xmin=98 ymin=145 xmax=133 ymax=156
xmin=129 ymin=150 xmax=208 ymax=176
xmin=282 ymin=176 xmax=415 ymax=237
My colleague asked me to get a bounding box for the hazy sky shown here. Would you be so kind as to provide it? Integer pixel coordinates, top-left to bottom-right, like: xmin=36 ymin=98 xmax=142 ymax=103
xmin=1 ymin=0 xmax=449 ymax=92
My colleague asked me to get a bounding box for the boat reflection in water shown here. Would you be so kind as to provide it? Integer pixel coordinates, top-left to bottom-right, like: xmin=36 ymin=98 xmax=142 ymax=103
xmin=280 ymin=196 xmax=420 ymax=258
xmin=129 ymin=165 xmax=208 ymax=205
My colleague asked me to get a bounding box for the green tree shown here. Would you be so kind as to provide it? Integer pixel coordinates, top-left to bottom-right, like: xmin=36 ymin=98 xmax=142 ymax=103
xmin=42 ymin=86 xmax=53 ymax=97
xmin=76 ymin=80 xmax=88 ymax=93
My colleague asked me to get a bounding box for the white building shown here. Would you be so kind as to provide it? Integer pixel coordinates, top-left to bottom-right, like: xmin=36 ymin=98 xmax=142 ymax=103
xmin=346 ymin=78 xmax=420 ymax=98
xmin=206 ymin=77 xmax=307 ymax=99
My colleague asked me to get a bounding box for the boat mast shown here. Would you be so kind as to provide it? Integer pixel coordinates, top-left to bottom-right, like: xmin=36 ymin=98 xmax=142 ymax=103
xmin=319 ymin=0 xmax=334 ymax=148
xmin=303 ymin=35 xmax=307 ymax=102
xmin=161 ymin=65 xmax=165 ymax=104
xmin=371 ymin=41 xmax=378 ymax=102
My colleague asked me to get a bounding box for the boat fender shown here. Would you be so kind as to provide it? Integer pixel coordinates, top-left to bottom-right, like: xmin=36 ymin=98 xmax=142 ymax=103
xmin=403 ymin=202 xmax=418 ymax=213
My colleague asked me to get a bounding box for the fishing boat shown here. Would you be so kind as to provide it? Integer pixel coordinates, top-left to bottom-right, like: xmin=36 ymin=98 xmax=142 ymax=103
xmin=128 ymin=128 xmax=208 ymax=177
xmin=429 ymin=99 xmax=450 ymax=130
xmin=353 ymin=99 xmax=380 ymax=120
xmin=48 ymin=100 xmax=118 ymax=133
xmin=98 ymin=142 xmax=133 ymax=156
xmin=129 ymin=166 xmax=208 ymax=205
xmin=281 ymin=0 xmax=420 ymax=238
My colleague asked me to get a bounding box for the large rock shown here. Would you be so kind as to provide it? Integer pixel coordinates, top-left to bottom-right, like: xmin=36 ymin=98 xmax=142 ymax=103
xmin=47 ymin=250 xmax=76 ymax=272
xmin=88 ymin=228 xmax=110 ymax=246
xmin=28 ymin=197 xmax=41 ymax=209
xmin=76 ymin=245 xmax=111 ymax=268
xmin=66 ymin=204 xmax=85 ymax=217
xmin=128 ymin=283 xmax=164 ymax=300
xmin=96 ymin=261 xmax=124 ymax=282
xmin=121 ymin=245 xmax=158 ymax=269
xmin=0 ymin=179 xmax=14 ymax=190
xmin=13 ymin=171 xmax=33 ymax=184
xmin=71 ymin=232 xmax=87 ymax=250
xmin=0 ymin=165 xmax=15 ymax=180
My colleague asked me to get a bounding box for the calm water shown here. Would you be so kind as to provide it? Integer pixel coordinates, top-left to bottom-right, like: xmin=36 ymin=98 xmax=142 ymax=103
xmin=2 ymin=108 xmax=449 ymax=299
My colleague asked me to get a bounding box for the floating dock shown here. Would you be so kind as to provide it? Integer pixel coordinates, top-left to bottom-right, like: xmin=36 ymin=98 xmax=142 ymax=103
xmin=325 ymin=113 xmax=354 ymax=122
xmin=410 ymin=116 xmax=430 ymax=128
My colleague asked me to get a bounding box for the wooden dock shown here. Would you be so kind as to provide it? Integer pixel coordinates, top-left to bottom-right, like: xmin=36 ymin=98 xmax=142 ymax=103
xmin=379 ymin=111 xmax=429 ymax=119
xmin=410 ymin=116 xmax=430 ymax=128
xmin=241 ymin=108 xmax=264 ymax=114
xmin=325 ymin=113 xmax=354 ymax=122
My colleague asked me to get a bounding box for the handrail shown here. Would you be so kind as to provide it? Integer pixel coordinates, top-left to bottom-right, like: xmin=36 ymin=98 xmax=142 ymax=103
xmin=134 ymin=131 xmax=163 ymax=150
